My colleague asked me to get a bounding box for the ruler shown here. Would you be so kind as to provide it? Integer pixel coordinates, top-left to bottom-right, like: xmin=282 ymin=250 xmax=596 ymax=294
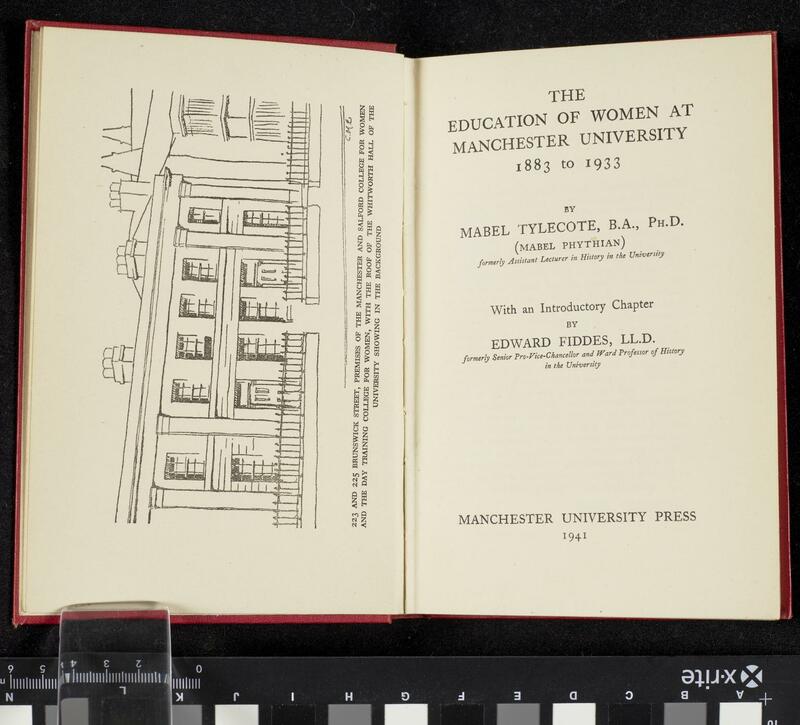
xmin=0 ymin=656 xmax=791 ymax=724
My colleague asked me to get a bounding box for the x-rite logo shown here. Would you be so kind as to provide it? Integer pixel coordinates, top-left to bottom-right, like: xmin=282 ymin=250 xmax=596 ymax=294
xmin=740 ymin=665 xmax=763 ymax=689
xmin=681 ymin=665 xmax=765 ymax=688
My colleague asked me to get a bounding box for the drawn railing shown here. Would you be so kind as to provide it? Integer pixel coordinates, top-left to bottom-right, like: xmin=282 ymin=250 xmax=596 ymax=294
xmin=284 ymin=205 xmax=307 ymax=302
xmin=273 ymin=332 xmax=307 ymax=527
xmin=287 ymin=103 xmax=311 ymax=185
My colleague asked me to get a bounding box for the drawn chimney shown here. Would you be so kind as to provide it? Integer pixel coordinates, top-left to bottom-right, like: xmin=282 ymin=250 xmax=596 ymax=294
xmin=109 ymin=181 xmax=121 ymax=209
xmin=116 ymin=239 xmax=146 ymax=280
xmin=102 ymin=345 xmax=134 ymax=384
xmin=108 ymin=179 xmax=151 ymax=213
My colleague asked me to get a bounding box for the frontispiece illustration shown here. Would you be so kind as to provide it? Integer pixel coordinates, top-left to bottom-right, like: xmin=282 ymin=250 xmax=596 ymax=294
xmin=100 ymin=90 xmax=322 ymax=527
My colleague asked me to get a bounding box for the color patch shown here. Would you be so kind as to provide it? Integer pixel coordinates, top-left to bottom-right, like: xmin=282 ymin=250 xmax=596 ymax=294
xmin=274 ymin=705 xmax=316 ymax=725
xmin=719 ymin=703 xmax=762 ymax=725
xmin=608 ymin=704 xmax=651 ymax=725
xmin=552 ymin=703 xmax=595 ymax=725
xmin=101 ymin=699 xmax=166 ymax=724
xmin=0 ymin=706 xmax=32 ymax=725
xmin=216 ymin=704 xmax=260 ymax=725
xmin=328 ymin=704 xmax=371 ymax=725
xmin=496 ymin=703 xmax=541 ymax=725
xmin=441 ymin=704 xmax=483 ymax=725
xmin=663 ymin=703 xmax=706 ymax=725
xmin=385 ymin=704 xmax=428 ymax=725
xmin=173 ymin=704 xmax=204 ymax=725
xmin=59 ymin=698 xmax=89 ymax=725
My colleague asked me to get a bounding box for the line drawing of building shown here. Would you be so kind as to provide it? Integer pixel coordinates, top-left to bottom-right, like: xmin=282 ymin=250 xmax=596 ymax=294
xmin=101 ymin=89 xmax=323 ymax=527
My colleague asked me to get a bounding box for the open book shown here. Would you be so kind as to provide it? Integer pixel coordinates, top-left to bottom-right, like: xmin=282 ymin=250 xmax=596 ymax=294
xmin=16 ymin=22 xmax=788 ymax=622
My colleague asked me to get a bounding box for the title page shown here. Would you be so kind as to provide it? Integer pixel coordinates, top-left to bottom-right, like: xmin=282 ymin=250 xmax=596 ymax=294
xmin=412 ymin=34 xmax=781 ymax=617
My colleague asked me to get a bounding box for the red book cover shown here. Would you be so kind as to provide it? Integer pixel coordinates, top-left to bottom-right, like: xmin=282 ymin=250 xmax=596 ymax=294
xmin=769 ymin=30 xmax=792 ymax=621
xmin=15 ymin=24 xmax=789 ymax=625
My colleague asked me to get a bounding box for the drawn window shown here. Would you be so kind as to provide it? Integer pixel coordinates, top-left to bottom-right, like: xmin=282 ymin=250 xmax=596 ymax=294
xmin=164 ymin=453 xmax=206 ymax=481
xmin=237 ymin=335 xmax=284 ymax=361
xmin=188 ymin=207 xmax=221 ymax=225
xmin=176 ymin=334 xmax=213 ymax=360
xmin=171 ymin=380 xmax=210 ymax=404
xmin=182 ymin=258 xmax=217 ymax=283
xmin=179 ymin=294 xmax=215 ymax=319
xmin=234 ymin=379 xmax=281 ymax=409
xmin=240 ymin=259 xmax=286 ymax=289
xmin=231 ymin=455 xmax=276 ymax=483
xmin=239 ymin=298 xmax=285 ymax=322
xmin=243 ymin=210 xmax=289 ymax=228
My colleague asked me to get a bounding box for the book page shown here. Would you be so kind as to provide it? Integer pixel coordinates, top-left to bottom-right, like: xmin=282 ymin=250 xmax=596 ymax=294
xmin=412 ymin=34 xmax=782 ymax=618
xmin=20 ymin=27 xmax=405 ymax=616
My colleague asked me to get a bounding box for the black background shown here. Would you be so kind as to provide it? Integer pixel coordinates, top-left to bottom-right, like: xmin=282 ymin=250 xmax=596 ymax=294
xmin=0 ymin=0 xmax=798 ymax=658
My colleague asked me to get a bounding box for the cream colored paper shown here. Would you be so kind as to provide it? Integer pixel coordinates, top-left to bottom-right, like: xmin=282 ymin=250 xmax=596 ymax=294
xmin=21 ymin=27 xmax=405 ymax=616
xmin=412 ymin=35 xmax=781 ymax=618
xmin=22 ymin=29 xmax=783 ymax=620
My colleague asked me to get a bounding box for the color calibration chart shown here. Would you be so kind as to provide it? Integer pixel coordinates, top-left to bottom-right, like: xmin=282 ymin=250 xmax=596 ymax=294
xmin=0 ymin=657 xmax=791 ymax=725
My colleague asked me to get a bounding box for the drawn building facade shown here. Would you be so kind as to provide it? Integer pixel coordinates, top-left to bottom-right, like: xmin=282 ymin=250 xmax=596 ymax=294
xmin=102 ymin=90 xmax=321 ymax=526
